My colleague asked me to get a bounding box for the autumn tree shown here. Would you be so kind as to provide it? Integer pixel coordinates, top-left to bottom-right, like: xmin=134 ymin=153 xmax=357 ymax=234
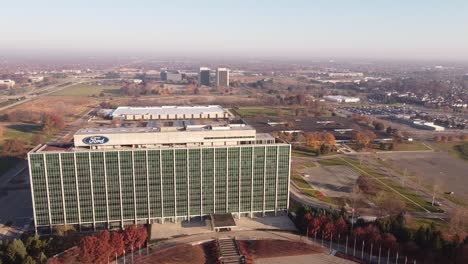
xmin=124 ymin=225 xmax=147 ymax=252
xmin=334 ymin=217 xmax=348 ymax=235
xmin=80 ymin=236 xmax=98 ymax=264
xmin=322 ymin=132 xmax=336 ymax=146
xmin=110 ymin=232 xmax=125 ymax=257
xmin=42 ymin=113 xmax=65 ymax=135
xmin=375 ymin=192 xmax=406 ymax=217
xmin=352 ymin=131 xmax=376 ymax=149
xmin=433 ymin=135 xmax=442 ymax=142
xmin=94 ymin=231 xmax=112 ymax=263
xmin=305 ymin=132 xmax=321 ymax=150
xmin=2 ymin=139 xmax=27 ymax=157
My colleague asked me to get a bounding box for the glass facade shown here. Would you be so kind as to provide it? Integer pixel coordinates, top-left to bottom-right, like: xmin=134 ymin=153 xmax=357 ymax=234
xmin=29 ymin=144 xmax=290 ymax=228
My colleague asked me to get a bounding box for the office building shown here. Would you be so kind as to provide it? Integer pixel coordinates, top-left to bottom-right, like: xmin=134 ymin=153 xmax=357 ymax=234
xmin=0 ymin=79 xmax=15 ymax=88
xmin=216 ymin=68 xmax=229 ymax=87
xmin=323 ymin=95 xmax=360 ymax=103
xmin=198 ymin=67 xmax=211 ymax=86
xmin=160 ymin=70 xmax=183 ymax=82
xmin=28 ymin=106 xmax=291 ymax=231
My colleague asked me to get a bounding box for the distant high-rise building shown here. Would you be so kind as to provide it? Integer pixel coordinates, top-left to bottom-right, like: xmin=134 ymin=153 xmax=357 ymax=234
xmin=216 ymin=68 xmax=229 ymax=87
xmin=198 ymin=67 xmax=211 ymax=86
xmin=160 ymin=70 xmax=168 ymax=81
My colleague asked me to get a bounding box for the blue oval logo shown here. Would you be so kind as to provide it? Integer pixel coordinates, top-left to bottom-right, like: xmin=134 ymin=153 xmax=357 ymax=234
xmin=82 ymin=136 xmax=109 ymax=145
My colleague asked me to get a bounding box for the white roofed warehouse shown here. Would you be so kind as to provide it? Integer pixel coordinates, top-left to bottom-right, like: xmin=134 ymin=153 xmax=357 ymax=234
xmin=111 ymin=105 xmax=230 ymax=120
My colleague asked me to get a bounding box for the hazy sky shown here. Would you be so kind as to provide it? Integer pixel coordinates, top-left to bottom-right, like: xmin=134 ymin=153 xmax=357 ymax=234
xmin=1 ymin=0 xmax=468 ymax=60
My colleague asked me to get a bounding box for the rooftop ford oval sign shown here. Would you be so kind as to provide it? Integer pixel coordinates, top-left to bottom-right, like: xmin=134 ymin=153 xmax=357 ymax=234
xmin=83 ymin=136 xmax=109 ymax=145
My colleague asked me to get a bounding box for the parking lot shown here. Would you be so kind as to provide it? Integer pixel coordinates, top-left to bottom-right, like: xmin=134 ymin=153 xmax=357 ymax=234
xmin=300 ymin=165 xmax=361 ymax=197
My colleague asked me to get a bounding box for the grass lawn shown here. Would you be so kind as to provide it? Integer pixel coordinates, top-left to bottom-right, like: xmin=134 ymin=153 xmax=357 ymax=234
xmin=432 ymin=141 xmax=468 ymax=161
xmin=391 ymin=141 xmax=433 ymax=151
xmin=406 ymin=217 xmax=447 ymax=232
xmin=234 ymin=106 xmax=294 ymax=118
xmin=292 ymin=149 xmax=317 ymax=157
xmin=318 ymin=157 xmax=442 ymax=213
xmin=51 ymin=83 xmax=121 ymax=97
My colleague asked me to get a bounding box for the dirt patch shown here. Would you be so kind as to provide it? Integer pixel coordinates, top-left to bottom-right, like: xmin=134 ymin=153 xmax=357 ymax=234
xmin=3 ymin=96 xmax=96 ymax=122
xmin=239 ymin=239 xmax=324 ymax=259
xmin=136 ymin=244 xmax=206 ymax=264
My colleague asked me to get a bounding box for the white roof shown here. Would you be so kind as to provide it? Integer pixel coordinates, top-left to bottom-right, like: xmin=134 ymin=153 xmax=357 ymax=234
xmin=112 ymin=105 xmax=227 ymax=117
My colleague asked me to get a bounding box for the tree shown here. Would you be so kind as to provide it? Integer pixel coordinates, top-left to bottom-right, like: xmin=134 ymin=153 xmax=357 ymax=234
xmin=381 ymin=233 xmax=397 ymax=250
xmin=95 ymin=231 xmax=112 ymax=263
xmin=22 ymin=256 xmax=36 ymax=264
xmin=110 ymin=232 xmax=125 ymax=257
xmin=322 ymin=132 xmax=336 ymax=146
xmin=352 ymin=131 xmax=375 ymax=149
xmin=324 ymin=222 xmax=336 ymax=239
xmin=53 ymin=224 xmax=75 ymax=236
xmin=305 ymin=132 xmax=321 ymax=150
xmin=124 ymin=225 xmax=140 ymax=252
xmin=42 ymin=113 xmax=65 ymax=135
xmin=373 ymin=121 xmax=385 ymax=131
xmin=5 ymin=239 xmax=27 ymax=263
xmin=334 ymin=217 xmax=348 ymax=235
xmin=375 ymin=192 xmax=406 ymax=217
xmin=434 ymin=135 xmax=442 ymax=142
xmin=2 ymin=139 xmax=27 ymax=157
xmin=80 ymin=236 xmax=98 ymax=264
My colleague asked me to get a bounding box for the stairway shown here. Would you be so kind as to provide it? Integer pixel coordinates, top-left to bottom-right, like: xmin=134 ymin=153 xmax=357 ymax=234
xmin=217 ymin=238 xmax=244 ymax=264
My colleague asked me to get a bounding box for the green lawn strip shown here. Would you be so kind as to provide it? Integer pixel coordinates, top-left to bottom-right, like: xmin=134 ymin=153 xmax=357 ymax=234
xmin=292 ymin=150 xmax=317 ymax=157
xmin=235 ymin=106 xmax=295 ymax=118
xmin=406 ymin=217 xmax=447 ymax=232
xmin=433 ymin=142 xmax=468 ymax=161
xmin=291 ymin=173 xmax=311 ymax=189
xmin=51 ymin=83 xmax=121 ymax=97
xmin=391 ymin=141 xmax=433 ymax=151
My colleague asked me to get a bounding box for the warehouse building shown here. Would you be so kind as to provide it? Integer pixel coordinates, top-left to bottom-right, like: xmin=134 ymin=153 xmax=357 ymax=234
xmin=111 ymin=105 xmax=230 ymax=120
xmin=28 ymin=106 xmax=291 ymax=232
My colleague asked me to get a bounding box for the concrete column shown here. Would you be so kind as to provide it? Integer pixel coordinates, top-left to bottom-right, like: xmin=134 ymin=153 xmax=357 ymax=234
xmin=73 ymin=153 xmax=82 ymax=228
xmin=131 ymin=151 xmax=137 ymax=224
xmin=186 ymin=149 xmax=190 ymax=219
xmin=226 ymin=148 xmax=229 ymax=212
xmin=213 ymin=148 xmax=216 ymax=214
xmin=27 ymin=153 xmax=38 ymax=234
xmin=58 ymin=154 xmax=67 ymax=224
xmin=238 ymin=147 xmax=242 ymax=218
xmin=43 ymin=154 xmax=53 ymax=230
xmin=275 ymin=146 xmax=279 ymax=215
xmin=146 ymin=150 xmax=151 ymax=222
xmin=250 ymin=147 xmax=255 ymax=218
xmin=173 ymin=149 xmax=177 ymax=220
xmin=263 ymin=146 xmax=267 ymax=216
xmin=117 ymin=152 xmax=124 ymax=227
xmin=103 ymin=153 xmax=110 ymax=227
xmin=200 ymin=149 xmax=203 ymax=217
xmin=159 ymin=150 xmax=164 ymax=223
xmin=88 ymin=153 xmax=96 ymax=230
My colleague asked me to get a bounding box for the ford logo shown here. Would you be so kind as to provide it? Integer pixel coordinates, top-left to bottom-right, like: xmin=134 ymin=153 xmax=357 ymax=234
xmin=83 ymin=136 xmax=109 ymax=145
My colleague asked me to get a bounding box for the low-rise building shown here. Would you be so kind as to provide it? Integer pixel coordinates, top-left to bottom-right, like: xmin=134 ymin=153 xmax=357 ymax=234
xmin=323 ymin=95 xmax=360 ymax=103
xmin=0 ymin=79 xmax=16 ymax=88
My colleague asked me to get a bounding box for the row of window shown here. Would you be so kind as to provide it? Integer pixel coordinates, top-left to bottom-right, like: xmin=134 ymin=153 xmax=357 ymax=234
xmin=30 ymin=145 xmax=290 ymax=226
